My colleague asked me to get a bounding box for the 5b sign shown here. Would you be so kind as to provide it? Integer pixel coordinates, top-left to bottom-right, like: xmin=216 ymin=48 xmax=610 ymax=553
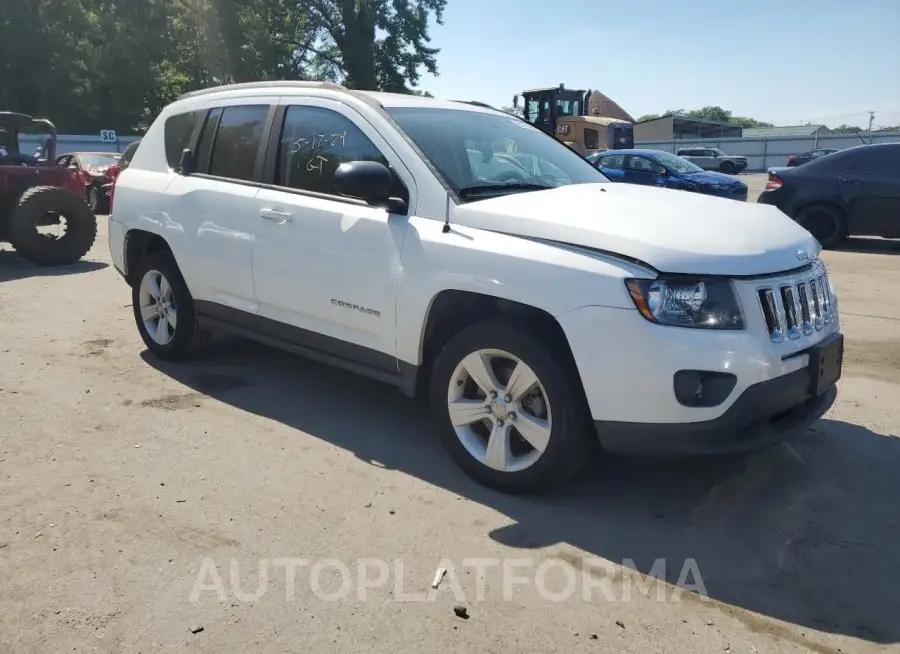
xmin=100 ymin=129 xmax=117 ymax=143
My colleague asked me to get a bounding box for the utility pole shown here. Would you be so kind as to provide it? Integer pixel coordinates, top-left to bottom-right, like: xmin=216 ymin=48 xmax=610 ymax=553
xmin=868 ymin=111 xmax=875 ymax=144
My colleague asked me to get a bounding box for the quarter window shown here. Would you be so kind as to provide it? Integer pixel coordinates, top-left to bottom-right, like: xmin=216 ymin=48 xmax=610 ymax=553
xmin=164 ymin=111 xmax=200 ymax=169
xmin=276 ymin=105 xmax=402 ymax=199
xmin=207 ymin=105 xmax=269 ymax=182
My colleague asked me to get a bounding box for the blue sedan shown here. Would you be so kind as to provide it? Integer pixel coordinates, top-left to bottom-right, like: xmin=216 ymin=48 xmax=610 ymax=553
xmin=587 ymin=149 xmax=748 ymax=201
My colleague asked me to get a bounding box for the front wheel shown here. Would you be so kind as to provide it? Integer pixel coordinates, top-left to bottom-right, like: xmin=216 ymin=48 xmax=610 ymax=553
xmin=429 ymin=320 xmax=592 ymax=493
xmin=132 ymin=254 xmax=208 ymax=360
xmin=719 ymin=160 xmax=737 ymax=174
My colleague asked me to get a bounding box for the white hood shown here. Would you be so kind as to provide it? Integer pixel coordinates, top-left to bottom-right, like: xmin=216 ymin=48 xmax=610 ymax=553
xmin=451 ymin=183 xmax=818 ymax=276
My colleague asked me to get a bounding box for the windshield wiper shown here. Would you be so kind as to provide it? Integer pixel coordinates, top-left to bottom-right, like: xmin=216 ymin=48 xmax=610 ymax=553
xmin=458 ymin=181 xmax=554 ymax=199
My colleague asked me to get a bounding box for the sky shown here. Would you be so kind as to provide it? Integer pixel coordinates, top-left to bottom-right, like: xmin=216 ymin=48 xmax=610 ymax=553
xmin=418 ymin=0 xmax=900 ymax=129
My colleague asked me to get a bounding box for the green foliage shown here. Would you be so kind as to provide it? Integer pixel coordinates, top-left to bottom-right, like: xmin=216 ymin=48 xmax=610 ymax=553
xmin=636 ymin=106 xmax=774 ymax=128
xmin=831 ymin=124 xmax=863 ymax=133
xmin=0 ymin=0 xmax=446 ymax=134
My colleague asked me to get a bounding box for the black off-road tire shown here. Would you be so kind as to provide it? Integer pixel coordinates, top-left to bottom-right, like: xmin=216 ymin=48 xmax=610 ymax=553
xmin=429 ymin=319 xmax=593 ymax=494
xmin=132 ymin=254 xmax=209 ymax=360
xmin=8 ymin=186 xmax=97 ymax=266
xmin=719 ymin=160 xmax=737 ymax=174
xmin=795 ymin=203 xmax=847 ymax=249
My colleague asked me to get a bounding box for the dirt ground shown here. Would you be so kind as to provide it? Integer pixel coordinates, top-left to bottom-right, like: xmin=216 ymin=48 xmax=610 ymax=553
xmin=2 ymin=196 xmax=900 ymax=653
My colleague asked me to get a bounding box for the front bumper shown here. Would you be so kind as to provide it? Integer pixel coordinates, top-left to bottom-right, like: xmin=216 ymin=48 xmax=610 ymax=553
xmin=594 ymin=367 xmax=837 ymax=455
xmin=556 ymin=295 xmax=841 ymax=455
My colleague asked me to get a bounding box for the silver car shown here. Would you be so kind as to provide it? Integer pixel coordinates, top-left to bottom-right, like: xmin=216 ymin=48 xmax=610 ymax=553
xmin=676 ymin=147 xmax=747 ymax=174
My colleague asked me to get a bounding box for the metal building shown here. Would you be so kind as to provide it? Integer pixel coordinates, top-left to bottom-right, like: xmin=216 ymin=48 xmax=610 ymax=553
xmin=634 ymin=113 xmax=743 ymax=141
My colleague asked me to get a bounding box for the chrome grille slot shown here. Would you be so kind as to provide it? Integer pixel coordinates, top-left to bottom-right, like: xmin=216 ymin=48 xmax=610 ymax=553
xmin=796 ymin=282 xmax=813 ymax=334
xmin=780 ymin=285 xmax=802 ymax=339
xmin=758 ymin=289 xmax=783 ymax=342
xmin=756 ymin=263 xmax=835 ymax=342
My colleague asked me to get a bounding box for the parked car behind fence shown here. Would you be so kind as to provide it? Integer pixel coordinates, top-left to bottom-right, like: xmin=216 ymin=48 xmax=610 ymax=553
xmin=676 ymin=147 xmax=747 ymax=174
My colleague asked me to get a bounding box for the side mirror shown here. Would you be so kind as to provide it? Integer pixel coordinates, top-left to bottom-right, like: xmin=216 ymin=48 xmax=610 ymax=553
xmin=658 ymin=167 xmax=668 ymax=177
xmin=178 ymin=148 xmax=195 ymax=175
xmin=513 ymin=94 xmax=520 ymax=109
xmin=334 ymin=161 xmax=407 ymax=214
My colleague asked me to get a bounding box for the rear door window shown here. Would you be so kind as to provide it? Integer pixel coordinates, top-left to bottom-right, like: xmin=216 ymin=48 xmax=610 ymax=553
xmin=207 ymin=105 xmax=269 ymax=182
xmin=848 ymin=146 xmax=900 ymax=177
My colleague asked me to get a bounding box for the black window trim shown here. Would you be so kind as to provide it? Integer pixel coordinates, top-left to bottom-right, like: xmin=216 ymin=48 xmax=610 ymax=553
xmin=257 ymin=102 xmax=410 ymax=214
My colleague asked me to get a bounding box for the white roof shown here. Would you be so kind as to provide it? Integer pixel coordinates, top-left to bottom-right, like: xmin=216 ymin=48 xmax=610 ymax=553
xmin=173 ymin=82 xmax=498 ymax=115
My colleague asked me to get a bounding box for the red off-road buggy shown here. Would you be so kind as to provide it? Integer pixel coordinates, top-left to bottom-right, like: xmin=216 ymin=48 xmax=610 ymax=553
xmin=0 ymin=112 xmax=97 ymax=265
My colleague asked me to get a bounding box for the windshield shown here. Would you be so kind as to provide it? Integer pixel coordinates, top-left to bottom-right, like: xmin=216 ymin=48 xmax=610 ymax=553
xmin=385 ymin=107 xmax=608 ymax=201
xmin=652 ymin=151 xmax=703 ymax=174
xmin=79 ymin=153 xmax=121 ymax=168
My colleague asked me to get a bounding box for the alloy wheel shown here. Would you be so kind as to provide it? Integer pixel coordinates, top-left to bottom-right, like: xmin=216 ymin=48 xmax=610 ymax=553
xmin=138 ymin=269 xmax=178 ymax=345
xmin=447 ymin=348 xmax=552 ymax=473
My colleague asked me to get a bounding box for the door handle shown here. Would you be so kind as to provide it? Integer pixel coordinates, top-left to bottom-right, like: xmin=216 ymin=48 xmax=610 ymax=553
xmin=260 ymin=208 xmax=293 ymax=222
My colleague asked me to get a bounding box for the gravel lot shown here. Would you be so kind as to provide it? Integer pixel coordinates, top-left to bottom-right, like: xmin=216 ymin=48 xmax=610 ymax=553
xmin=2 ymin=195 xmax=899 ymax=653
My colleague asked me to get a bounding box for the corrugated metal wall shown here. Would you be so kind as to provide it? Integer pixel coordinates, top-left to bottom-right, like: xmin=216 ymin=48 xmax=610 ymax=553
xmin=635 ymin=132 xmax=900 ymax=171
xmin=18 ymin=133 xmax=142 ymax=155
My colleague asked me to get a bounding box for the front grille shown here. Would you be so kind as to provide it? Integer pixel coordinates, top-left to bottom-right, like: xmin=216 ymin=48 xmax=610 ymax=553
xmin=757 ymin=262 xmax=834 ymax=342
xmin=731 ymin=186 xmax=747 ymax=196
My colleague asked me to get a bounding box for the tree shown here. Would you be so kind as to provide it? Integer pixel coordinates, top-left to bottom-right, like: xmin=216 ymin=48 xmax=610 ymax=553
xmin=729 ymin=116 xmax=774 ymax=129
xmin=634 ymin=106 xmax=773 ymax=128
xmin=301 ymin=0 xmax=447 ymax=92
xmin=0 ymin=0 xmax=449 ymax=134
xmin=501 ymin=105 xmax=523 ymax=118
xmin=831 ymin=124 xmax=864 ymax=133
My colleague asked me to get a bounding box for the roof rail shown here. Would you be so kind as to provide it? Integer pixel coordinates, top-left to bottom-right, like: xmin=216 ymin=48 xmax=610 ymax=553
xmin=177 ymin=80 xmax=348 ymax=101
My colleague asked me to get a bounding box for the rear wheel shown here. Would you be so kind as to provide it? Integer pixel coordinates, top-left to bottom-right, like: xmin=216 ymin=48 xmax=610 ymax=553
xmin=132 ymin=254 xmax=208 ymax=360
xmin=87 ymin=186 xmax=99 ymax=213
xmin=429 ymin=320 xmax=592 ymax=493
xmin=795 ymin=204 xmax=846 ymax=249
xmin=8 ymin=186 xmax=97 ymax=265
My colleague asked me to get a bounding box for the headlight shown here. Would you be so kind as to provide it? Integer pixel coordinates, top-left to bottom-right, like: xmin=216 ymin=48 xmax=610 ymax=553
xmin=625 ymin=278 xmax=744 ymax=329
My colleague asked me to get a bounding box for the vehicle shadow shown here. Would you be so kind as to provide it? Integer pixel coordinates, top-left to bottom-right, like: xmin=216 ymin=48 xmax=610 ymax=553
xmin=0 ymin=251 xmax=107 ymax=282
xmin=143 ymin=339 xmax=900 ymax=645
xmin=838 ymin=237 xmax=900 ymax=255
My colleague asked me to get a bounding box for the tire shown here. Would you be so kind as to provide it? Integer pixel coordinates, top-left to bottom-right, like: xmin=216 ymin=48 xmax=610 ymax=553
xmin=8 ymin=186 xmax=97 ymax=265
xmin=87 ymin=186 xmax=99 ymax=213
xmin=795 ymin=204 xmax=847 ymax=249
xmin=132 ymin=254 xmax=208 ymax=360
xmin=429 ymin=319 xmax=592 ymax=493
xmin=719 ymin=160 xmax=737 ymax=174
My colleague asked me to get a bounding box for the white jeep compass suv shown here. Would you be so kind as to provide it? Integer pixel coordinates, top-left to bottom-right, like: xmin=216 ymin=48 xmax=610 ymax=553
xmin=107 ymin=82 xmax=843 ymax=493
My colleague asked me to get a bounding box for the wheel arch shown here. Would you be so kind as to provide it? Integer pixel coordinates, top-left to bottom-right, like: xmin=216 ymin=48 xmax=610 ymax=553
xmin=124 ymin=229 xmax=176 ymax=286
xmin=413 ymin=289 xmax=581 ymax=398
xmin=793 ymin=199 xmax=847 ymax=222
